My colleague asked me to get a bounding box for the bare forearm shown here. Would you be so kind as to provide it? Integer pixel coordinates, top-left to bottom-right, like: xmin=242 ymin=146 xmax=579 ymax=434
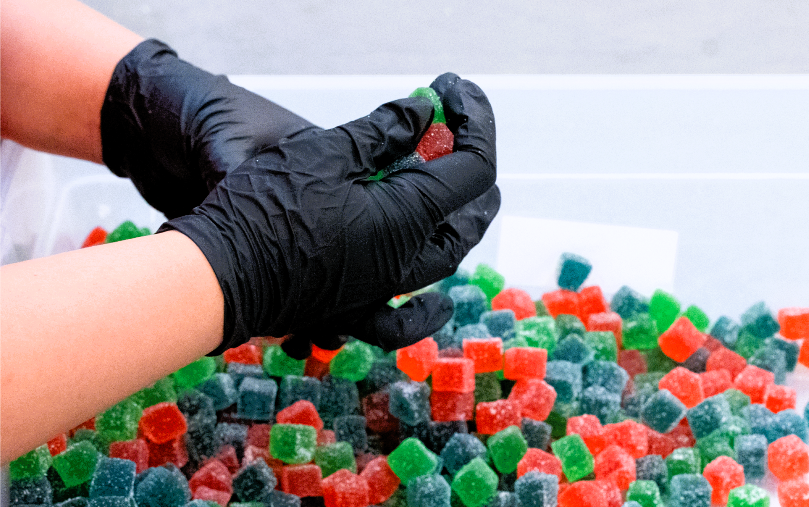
xmin=0 ymin=0 xmax=143 ymax=162
xmin=0 ymin=231 xmax=224 ymax=463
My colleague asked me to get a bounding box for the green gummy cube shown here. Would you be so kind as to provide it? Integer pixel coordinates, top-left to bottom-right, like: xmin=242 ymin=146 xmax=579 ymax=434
xmin=469 ymin=263 xmax=505 ymax=302
xmin=129 ymin=376 xmax=176 ymax=408
xmin=683 ymin=305 xmax=710 ymax=332
xmin=487 ymin=426 xmax=528 ymax=474
xmin=734 ymin=328 xmax=766 ymax=359
xmin=582 ymin=331 xmax=618 ymax=362
xmin=451 ymin=457 xmax=498 ymax=507
xmin=545 ymin=411 xmax=568 ymax=439
xmin=666 ymin=447 xmax=701 ymax=479
xmin=388 ymin=437 xmax=439 ymax=482
xmin=105 ymin=221 xmax=150 ymax=243
xmin=727 ymin=484 xmax=770 ymax=507
xmin=410 ymin=87 xmax=446 ymax=124
xmin=52 ymin=441 xmax=99 ymax=487
xmin=649 ymin=289 xmax=681 ymax=333
xmin=550 ymin=434 xmax=593 ymax=482
xmin=172 ymin=357 xmax=217 ymax=390
xmin=315 ymin=442 xmax=356 ymax=477
xmin=9 ymin=445 xmax=52 ymax=480
xmin=626 ymin=480 xmax=663 ymax=507
xmin=534 ymin=300 xmax=549 ymax=317
xmin=70 ymin=429 xmax=109 ymax=456
xmin=474 ymin=373 xmax=502 ymax=404
xmin=269 ymin=424 xmax=317 ymax=464
xmin=641 ymin=348 xmax=677 ymax=373
xmin=329 ymin=340 xmax=374 ymax=382
xmin=262 ymin=345 xmax=306 ymax=377
xmin=555 ymin=314 xmax=586 ymax=340
xmin=622 ymin=314 xmax=659 ymax=350
xmin=95 ymin=398 xmax=142 ymax=442
xmin=515 ymin=316 xmax=557 ymax=353
xmin=696 ymin=431 xmax=735 ymax=468
xmin=723 ymin=388 xmax=751 ymax=416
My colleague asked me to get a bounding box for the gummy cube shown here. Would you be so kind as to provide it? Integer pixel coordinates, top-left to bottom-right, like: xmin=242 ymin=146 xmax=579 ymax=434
xmin=508 ymin=378 xmax=556 ymax=421
xmin=727 ymin=484 xmax=769 ymax=507
xmin=279 ymin=464 xmax=322 ymax=498
xmin=329 ymin=340 xmax=374 ymax=382
xmin=463 ymin=338 xmax=504 ymax=374
xmin=733 ymin=365 xmax=775 ymax=404
xmin=223 ymin=342 xmax=262 ymax=365
xmin=270 ymin=424 xmax=317 ymax=464
xmin=432 ymin=357 xmax=475 ymax=393
xmin=579 ymin=385 xmax=620 ymax=424
xmin=703 ymin=455 xmax=745 ymax=505
xmin=237 ymin=377 xmax=277 ymax=421
xmin=777 ymin=479 xmax=809 ymax=507
xmin=233 ymin=459 xmax=278 ymax=501
xmin=587 ymin=312 xmax=623 ymax=347
xmin=683 ymin=305 xmax=710 ymax=332
xmin=610 ymin=286 xmax=650 ymax=319
xmin=276 ymin=400 xmax=324 ymax=431
xmin=359 ymin=456 xmax=399 ymax=504
xmin=9 ymin=445 xmax=52 ymax=480
xmin=320 ymin=375 xmax=360 ymax=428
xmin=556 ymin=252 xmax=591 ymax=291
xmin=487 ymin=425 xmax=528 ymax=474
xmin=480 ymin=309 xmax=517 ymax=341
xmin=551 ymin=334 xmax=596 ymax=364
xmin=641 ymin=389 xmax=686 ymax=434
xmin=52 ymin=441 xmax=99 ymax=488
xmin=9 ymin=476 xmax=53 ymax=506
xmin=474 ymin=372 xmax=503 ymax=404
xmin=635 ymin=455 xmax=667 ymax=493
xmin=622 ymin=314 xmax=659 ymax=351
xmin=706 ymin=346 xmax=748 ymax=380
xmin=551 ymin=434 xmax=594 ymax=482
xmin=89 ymin=456 xmax=136 ymax=498
xmin=108 ymin=439 xmax=149 ymax=474
xmin=263 ymin=345 xmax=306 ymax=377
xmin=407 ymin=474 xmax=452 ymax=507
xmin=278 ymin=375 xmax=322 ymax=411
xmin=410 ymin=86 xmax=446 ymax=123
xmin=668 ymin=473 xmax=712 ymax=507
xmin=625 ymin=480 xmax=662 ymax=507
xmin=387 ymin=438 xmax=439 ymax=482
xmin=492 ymin=288 xmax=536 ymax=321
xmin=197 ymin=373 xmax=237 ymax=411
xmin=522 ymin=419 xmax=553 ymax=451
xmin=658 ymin=367 xmax=704 ymax=409
xmin=513 ymin=472 xmax=558 ymax=507
xmin=139 ymin=402 xmax=188 ymax=444
xmin=431 ymin=390 xmax=475 ymax=422
xmin=172 ymin=357 xmax=217 ymax=390
xmin=440 ymin=432 xmax=488 ymax=475
xmin=322 ymin=469 xmax=370 ymax=507
xmin=700 ymin=369 xmax=732 ymax=398
xmin=603 ymin=420 xmax=649 ymax=459
xmin=779 ymin=307 xmax=809 ymax=340
xmin=582 ymin=331 xmax=619 ymax=363
xmin=649 ymin=289 xmax=681 ymax=333
xmin=557 ymin=480 xmax=606 ymax=507
xmin=475 ymin=400 xmax=521 ymax=435
xmin=593 ymin=444 xmax=636 ymax=490
xmin=95 ymin=398 xmax=142 ymax=443
xmin=189 ymin=459 xmax=232 ymax=499
xmin=133 ymin=465 xmax=190 ymax=507
xmin=334 ymin=415 xmax=368 ymax=454
xmin=389 ymin=380 xmax=431 ymax=425
xmin=503 ymin=347 xmax=547 ymax=380
xmin=448 ymin=285 xmax=490 ymax=327
xmin=516 ymin=316 xmax=558 ymax=351
xmin=566 ymin=414 xmax=608 ymax=456
xmin=764 ymin=383 xmax=797 ymax=413
xmin=541 ymin=289 xmax=579 ymax=319
xmin=449 ymin=458 xmax=499 ymax=507
xmin=469 ymin=263 xmax=505 ymax=302
xmin=657 ymin=317 xmax=706 ymax=362
xmin=315 ymin=442 xmax=357 ymax=478
xmin=740 ymin=301 xmax=780 ymax=339
xmin=768 ymin=434 xmax=809 ymax=481
xmin=543 ymin=361 xmax=582 ymax=404
xmin=397 ymin=337 xmax=439 ymax=382
xmin=578 ymin=286 xmax=609 ymax=321
xmin=516 ymin=448 xmax=563 ymax=481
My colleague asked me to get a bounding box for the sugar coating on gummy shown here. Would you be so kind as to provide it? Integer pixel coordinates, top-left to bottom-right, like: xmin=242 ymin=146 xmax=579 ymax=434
xmin=89 ymin=457 xmax=136 ymax=498
xmin=727 ymin=484 xmax=769 ymax=507
xmin=409 ymin=87 xmax=446 ymax=124
xmin=463 ymin=338 xmax=504 ymax=373
xmin=668 ymin=473 xmax=712 ymax=507
xmin=449 ymin=284 xmax=490 ymax=328
xmin=641 ymin=389 xmax=687 ymax=433
xmin=406 ymin=474 xmax=451 ymax=507
xmin=503 ymin=347 xmax=547 ymax=380
xmin=237 ymin=376 xmax=277 ymax=421
xmin=480 ymin=309 xmax=517 ymax=341
xmin=625 ymin=480 xmax=662 ymax=507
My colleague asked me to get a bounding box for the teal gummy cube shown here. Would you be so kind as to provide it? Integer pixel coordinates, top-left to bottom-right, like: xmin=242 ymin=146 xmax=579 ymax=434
xmin=551 ymin=334 xmax=594 ymax=364
xmin=269 ymin=424 xmax=317 ymax=464
xmin=668 ymin=474 xmax=712 ymax=507
xmin=450 ymin=458 xmax=498 ymax=507
xmin=765 ymin=336 xmax=799 ymax=372
xmin=709 ymin=316 xmax=740 ymax=349
xmin=329 ymin=340 xmax=375 ymax=382
xmin=487 ymin=426 xmax=528 ymax=474
xmin=544 ymin=361 xmax=582 ymax=404
xmin=408 ymin=474 xmax=452 ymax=507
xmin=480 ymin=310 xmax=517 ymax=342
xmin=749 ymin=347 xmax=787 ymax=384
xmin=469 ymin=263 xmax=505 ymax=302
xmin=582 ymin=331 xmax=618 ymax=362
xmin=314 ymin=441 xmax=356 ymax=477
xmin=768 ymin=409 xmax=808 ymax=443
xmin=133 ymin=465 xmax=190 ymax=507
xmin=583 ymin=360 xmax=628 ymax=393
xmin=96 ymin=398 xmax=142 ymax=443
xmin=649 ymin=289 xmax=681 ymax=333
xmin=716 ymin=415 xmax=751 ymax=446
xmin=610 ymin=286 xmax=650 ymax=319
xmin=666 ymin=447 xmax=701 ymax=480
xmin=635 ymin=455 xmax=667 ymax=493
xmin=687 ymin=394 xmax=732 ymax=439
xmin=513 ymin=471 xmax=557 ymax=507
xmin=172 ymin=357 xmax=216 ymax=390
xmin=263 ymin=345 xmax=306 ymax=377
xmin=448 ymin=285 xmax=489 ymax=328
xmin=580 ymin=385 xmax=621 ymax=424
xmin=52 ymin=441 xmax=99 ymax=488
xmin=388 ymin=438 xmax=440 ymax=482
xmin=550 ymin=434 xmax=593 ymax=482
xmin=683 ymin=305 xmax=710 ymax=332
xmin=9 ymin=445 xmax=52 ymax=480
xmin=734 ymin=328 xmax=766 ymax=359
xmin=727 ymin=484 xmax=770 ymax=507
xmin=89 ymin=456 xmax=136 ymax=498
xmin=641 ymin=389 xmax=686 ymax=434
xmin=734 ymin=434 xmax=768 ymax=480
xmin=626 ymin=480 xmax=662 ymax=507
xmin=521 ymin=419 xmax=552 ymax=451
xmin=740 ymin=301 xmax=780 ymax=339
xmin=440 ymin=433 xmax=488 ymax=475
xmin=410 ymin=87 xmax=446 ymax=124
xmin=556 ymin=253 xmax=591 ymax=292
xmin=622 ymin=314 xmax=658 ymax=350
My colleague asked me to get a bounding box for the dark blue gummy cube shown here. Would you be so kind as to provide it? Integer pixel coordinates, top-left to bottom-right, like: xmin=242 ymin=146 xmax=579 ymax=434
xmin=767 ymin=336 xmax=800 ymax=372
xmin=635 ymin=454 xmax=667 ymax=493
xmin=133 ymin=465 xmax=190 ymax=507
xmin=319 ymin=375 xmax=360 ymax=428
xmin=225 ymin=363 xmax=264 ymax=389
xmin=557 ymin=252 xmax=592 ymax=292
xmin=357 ymin=357 xmax=407 ymax=398
xmin=440 ymin=433 xmax=488 ymax=475
xmin=185 ymin=412 xmax=217 ymax=465
xmin=610 ymin=286 xmax=650 ymax=319
xmin=734 ymin=433 xmax=768 ymax=479
xmin=668 ymin=474 xmax=711 ymax=507
xmin=428 ymin=421 xmax=469 ymax=455
xmin=709 ymin=316 xmax=740 ymax=349
xmin=232 ymin=459 xmax=277 ymax=502
xmin=87 ymin=498 xmax=136 ymax=507
xmin=407 ymin=474 xmax=451 ymax=507
xmin=544 ymin=361 xmax=582 ymax=404
xmin=237 ymin=377 xmax=278 ymax=421
xmin=389 ymin=380 xmax=431 ymax=426
xmin=767 ymin=409 xmax=808 ymax=443
xmin=486 ymin=492 xmax=519 ymax=507
xmin=740 ymin=301 xmax=780 ymax=339
xmin=480 ymin=310 xmax=517 ymax=342
xmin=642 ymin=389 xmax=687 ymax=434
xmin=514 ymin=471 xmax=558 ymax=507
xmin=264 ymin=489 xmax=302 ymax=507
xmin=580 ymin=385 xmax=621 ymax=424
xmin=521 ymin=419 xmax=552 ymax=451
xmin=198 ymin=373 xmax=237 ymax=411
xmin=551 ymin=334 xmax=594 ymax=365
xmin=89 ymin=457 xmax=136 ymax=498
xmin=10 ymin=476 xmax=53 ymax=505
xmin=176 ymin=389 xmax=216 ymax=421
xmin=749 ymin=347 xmax=787 ymax=384
xmin=277 ymin=375 xmax=319 ymax=412
xmin=333 ymin=415 xmax=368 ymax=453
xmin=741 ymin=403 xmax=775 ymax=441
xmin=455 ymin=323 xmax=492 ymax=343
xmin=448 ymin=285 xmax=489 ymax=328
xmin=433 ymin=318 xmax=457 ymax=350
xmin=583 ymin=360 xmax=629 ymax=393
xmin=686 ymin=394 xmax=732 ymax=439
xmin=214 ymin=422 xmax=249 ymax=459
xmin=621 ymin=384 xmax=656 ymax=419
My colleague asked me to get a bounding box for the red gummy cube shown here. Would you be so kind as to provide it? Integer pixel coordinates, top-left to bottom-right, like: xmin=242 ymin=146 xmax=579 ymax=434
xmin=216 ymin=445 xmax=241 ymax=474
xmin=242 ymin=445 xmax=271 ymax=467
xmin=646 ymin=428 xmax=678 ymax=458
xmin=603 ymin=420 xmax=649 ymax=459
xmin=281 ymin=464 xmax=323 ymax=497
xmin=541 ymin=289 xmax=580 ymax=319
xmin=189 ymin=459 xmax=233 ymax=496
xmin=397 ymin=337 xmax=438 ymax=382
xmin=439 ymin=348 xmax=464 ymax=358
xmin=764 ymin=383 xmax=797 ymax=413
xmin=592 ymin=480 xmax=622 ymax=507
xmin=778 ymin=479 xmax=809 ymax=507
xmin=139 ymin=402 xmax=188 ymax=444
xmin=702 ymin=336 xmax=724 ymax=352
xmin=475 ymin=399 xmax=521 ymax=435
xmin=276 ymin=400 xmax=324 ymax=431
xmin=81 ymin=226 xmax=107 ymax=248
xmin=318 ymin=430 xmax=337 ymax=446
xmin=667 ymin=419 xmax=696 ymax=450
xmin=769 ymin=435 xmax=809 ymax=481
xmin=431 ymin=357 xmax=475 ymax=393
xmin=779 ymin=307 xmax=809 ymax=340
xmin=799 ymin=339 xmax=809 ymax=369
xmin=463 ymin=338 xmax=504 ymax=373
xmin=705 ymin=346 xmax=747 ymax=380
xmin=658 ymin=316 xmax=706 ymax=362
xmin=47 ymin=433 xmax=67 ymax=457
xmin=578 ymin=286 xmax=609 ymax=321
xmin=416 ymin=123 xmax=454 ymax=161
xmin=508 ymin=378 xmax=556 ymax=421
xmin=658 ymin=367 xmax=704 ymax=409
xmin=594 ymin=445 xmax=636 ymax=491
xmin=305 ymin=356 xmax=331 ymax=379
xmin=193 ymin=485 xmax=231 ymax=507
xmin=223 ymin=343 xmax=262 ymax=364
xmin=322 ymin=468 xmax=370 ymax=507
xmin=360 ymin=456 xmax=400 ymax=505
xmin=516 ymin=448 xmax=563 ymax=481
xmin=703 ymin=456 xmax=745 ymax=505
xmin=109 ymin=439 xmax=150 ymax=473
xmin=491 ymin=288 xmax=537 ymax=320
xmin=566 ymin=414 xmax=608 ymax=456
xmin=503 ymin=347 xmax=547 ymax=381
xmin=734 ymin=364 xmax=776 ymax=404
xmin=312 ymin=344 xmax=343 ymax=363
xmin=363 ymin=391 xmax=398 ymax=433
xmin=587 ymin=312 xmax=623 ymax=348
xmin=700 ymin=369 xmax=733 ymax=398
xmin=147 ymin=435 xmax=188 ymax=468
xmin=246 ymin=423 xmax=271 ymax=449
xmin=431 ymin=391 xmax=474 ymax=422
xmin=617 ymin=350 xmax=647 ymax=378
xmin=558 ymin=480 xmax=607 ymax=507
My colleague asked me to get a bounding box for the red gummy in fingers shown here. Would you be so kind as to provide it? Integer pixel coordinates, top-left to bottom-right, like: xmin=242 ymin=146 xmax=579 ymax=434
xmin=415 ymin=122 xmax=454 ymax=161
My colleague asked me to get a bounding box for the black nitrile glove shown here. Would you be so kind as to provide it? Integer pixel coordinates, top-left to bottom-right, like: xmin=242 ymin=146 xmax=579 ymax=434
xmin=101 ymin=39 xmax=317 ymax=219
xmin=159 ymin=73 xmax=499 ymax=356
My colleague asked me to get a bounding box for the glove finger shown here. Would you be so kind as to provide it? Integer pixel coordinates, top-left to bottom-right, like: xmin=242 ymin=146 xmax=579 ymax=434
xmin=280 ymin=334 xmax=313 ymax=360
xmin=350 ymin=293 xmax=454 ymax=352
xmin=396 ymin=184 xmax=501 ymax=294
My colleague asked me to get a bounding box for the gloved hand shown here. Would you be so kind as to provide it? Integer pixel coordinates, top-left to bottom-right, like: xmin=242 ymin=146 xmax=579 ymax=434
xmin=101 ymin=39 xmax=317 ymax=220
xmin=159 ymin=73 xmax=500 ymax=356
